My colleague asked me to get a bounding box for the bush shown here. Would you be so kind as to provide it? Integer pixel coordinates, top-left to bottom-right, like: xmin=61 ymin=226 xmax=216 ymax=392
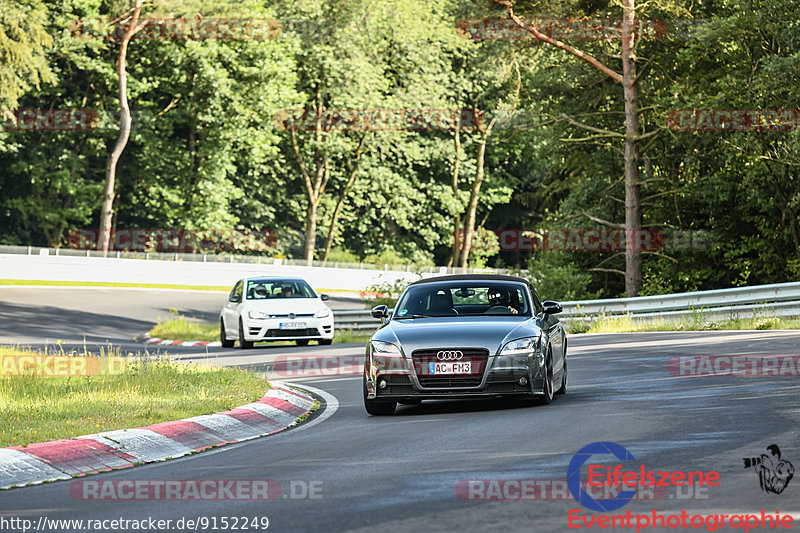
xmin=362 ymin=277 xmax=418 ymax=307
xmin=323 ymin=247 xmax=360 ymax=264
xmin=525 ymin=254 xmax=599 ymax=301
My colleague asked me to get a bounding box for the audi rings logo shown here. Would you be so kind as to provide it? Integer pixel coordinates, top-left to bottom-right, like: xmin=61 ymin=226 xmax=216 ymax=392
xmin=436 ymin=350 xmax=464 ymax=361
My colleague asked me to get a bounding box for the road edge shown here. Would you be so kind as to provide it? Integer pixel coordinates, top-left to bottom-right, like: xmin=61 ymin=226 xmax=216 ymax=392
xmin=0 ymin=381 xmax=319 ymax=490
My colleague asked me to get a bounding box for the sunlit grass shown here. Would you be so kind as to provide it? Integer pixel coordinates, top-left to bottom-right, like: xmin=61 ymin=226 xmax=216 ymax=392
xmin=566 ymin=312 xmax=800 ymax=334
xmin=149 ymin=313 xmax=374 ymax=344
xmin=149 ymin=310 xmax=219 ymax=341
xmin=0 ymin=346 xmax=268 ymax=447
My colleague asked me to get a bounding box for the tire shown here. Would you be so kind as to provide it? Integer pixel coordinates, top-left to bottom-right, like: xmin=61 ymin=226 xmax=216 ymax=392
xmin=220 ymin=319 xmax=234 ymax=348
xmin=295 ymin=339 xmax=310 ymax=346
xmin=556 ymin=356 xmax=567 ymax=395
xmin=318 ymin=339 xmax=333 ymax=345
xmin=238 ymin=319 xmax=254 ymax=349
xmin=363 ymin=379 xmax=396 ymax=415
xmin=539 ymin=348 xmax=554 ymax=405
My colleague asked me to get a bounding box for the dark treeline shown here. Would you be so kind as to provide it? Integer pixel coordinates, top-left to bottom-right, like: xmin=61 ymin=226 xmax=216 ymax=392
xmin=1 ymin=0 xmax=798 ymax=299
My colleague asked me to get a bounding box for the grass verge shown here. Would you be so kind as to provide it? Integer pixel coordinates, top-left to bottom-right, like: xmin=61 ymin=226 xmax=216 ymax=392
xmin=148 ymin=313 xmax=373 ymax=344
xmin=566 ymin=313 xmax=800 ymax=334
xmin=0 ymin=346 xmax=269 ymax=447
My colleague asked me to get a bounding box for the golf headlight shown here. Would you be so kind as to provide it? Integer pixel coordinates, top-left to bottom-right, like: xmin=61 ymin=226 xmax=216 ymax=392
xmin=315 ymin=308 xmax=331 ymax=318
xmin=371 ymin=340 xmax=401 ymax=356
xmin=248 ymin=310 xmax=271 ymax=319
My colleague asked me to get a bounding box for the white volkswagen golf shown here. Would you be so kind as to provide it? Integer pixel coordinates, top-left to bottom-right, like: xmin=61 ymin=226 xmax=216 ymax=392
xmin=220 ymin=277 xmax=334 ymax=348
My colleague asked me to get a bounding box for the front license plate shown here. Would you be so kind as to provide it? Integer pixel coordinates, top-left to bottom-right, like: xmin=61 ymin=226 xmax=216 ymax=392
xmin=279 ymin=321 xmax=306 ymax=329
xmin=429 ymin=362 xmax=472 ymax=374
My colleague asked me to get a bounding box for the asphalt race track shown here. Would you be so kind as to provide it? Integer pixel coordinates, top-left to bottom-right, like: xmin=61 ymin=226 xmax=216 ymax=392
xmin=1 ymin=288 xmax=799 ymax=532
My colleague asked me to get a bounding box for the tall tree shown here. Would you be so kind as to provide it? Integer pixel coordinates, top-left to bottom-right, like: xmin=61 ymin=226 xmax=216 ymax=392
xmin=492 ymin=0 xmax=657 ymax=295
xmin=99 ymin=1 xmax=147 ymax=254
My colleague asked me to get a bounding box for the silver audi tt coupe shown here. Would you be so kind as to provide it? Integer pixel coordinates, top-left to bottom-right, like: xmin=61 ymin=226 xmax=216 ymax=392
xmin=363 ymin=274 xmax=567 ymax=415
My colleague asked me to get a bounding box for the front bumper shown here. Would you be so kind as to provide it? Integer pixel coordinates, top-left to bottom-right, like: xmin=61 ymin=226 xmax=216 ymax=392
xmin=364 ymin=350 xmax=546 ymax=401
xmin=242 ymin=316 xmax=334 ymax=341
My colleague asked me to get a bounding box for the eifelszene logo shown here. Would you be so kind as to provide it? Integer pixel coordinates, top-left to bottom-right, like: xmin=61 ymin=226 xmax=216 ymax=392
xmin=743 ymin=445 xmax=794 ymax=494
xmin=567 ymin=441 xmax=721 ymax=512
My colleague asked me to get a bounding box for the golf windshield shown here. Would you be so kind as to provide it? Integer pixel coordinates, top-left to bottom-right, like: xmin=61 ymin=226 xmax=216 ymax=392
xmin=246 ymin=279 xmax=316 ymax=300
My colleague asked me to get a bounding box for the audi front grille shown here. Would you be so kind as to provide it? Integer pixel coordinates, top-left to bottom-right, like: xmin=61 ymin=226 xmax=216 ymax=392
xmin=411 ymin=348 xmax=489 ymax=388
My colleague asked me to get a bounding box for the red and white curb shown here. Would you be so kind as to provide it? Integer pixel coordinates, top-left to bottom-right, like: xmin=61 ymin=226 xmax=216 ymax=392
xmin=143 ymin=335 xmax=220 ymax=347
xmin=0 ymin=382 xmax=316 ymax=490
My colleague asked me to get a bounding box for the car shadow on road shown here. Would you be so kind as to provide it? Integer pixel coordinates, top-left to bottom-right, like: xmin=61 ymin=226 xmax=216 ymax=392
xmin=0 ymin=301 xmax=154 ymax=344
xmin=392 ymin=396 xmax=576 ymax=416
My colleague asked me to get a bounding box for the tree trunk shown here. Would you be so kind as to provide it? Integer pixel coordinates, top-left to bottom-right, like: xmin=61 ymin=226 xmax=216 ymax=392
xmin=304 ymin=200 xmax=318 ymax=265
xmin=99 ymin=1 xmax=145 ymax=255
xmin=321 ymin=134 xmax=367 ymax=264
xmin=493 ymin=0 xmax=646 ymax=295
xmin=291 ymin=99 xmax=331 ymax=266
xmin=621 ymin=0 xmax=642 ymax=295
xmin=460 ymin=120 xmax=495 ymax=269
xmin=449 ymin=127 xmax=462 ymax=268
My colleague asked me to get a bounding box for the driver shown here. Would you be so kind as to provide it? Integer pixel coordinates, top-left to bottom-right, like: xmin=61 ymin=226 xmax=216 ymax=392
xmin=487 ymin=287 xmax=518 ymax=314
xmin=281 ymin=284 xmax=294 ymax=298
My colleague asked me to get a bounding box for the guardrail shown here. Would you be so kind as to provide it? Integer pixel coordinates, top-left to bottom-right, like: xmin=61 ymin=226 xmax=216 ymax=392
xmin=0 ymin=245 xmax=518 ymax=276
xmin=332 ymin=281 xmax=800 ymax=331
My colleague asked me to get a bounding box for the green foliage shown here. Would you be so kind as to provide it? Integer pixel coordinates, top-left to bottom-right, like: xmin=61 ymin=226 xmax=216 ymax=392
xmin=525 ymin=253 xmax=600 ymax=302
xmin=363 ymin=277 xmax=416 ymax=308
xmin=1 ymin=0 xmax=799 ymax=301
xmin=0 ymin=0 xmax=55 ymax=109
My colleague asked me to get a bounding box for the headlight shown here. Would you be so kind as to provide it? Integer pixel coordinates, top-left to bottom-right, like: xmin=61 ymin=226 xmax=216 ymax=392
xmin=248 ymin=310 xmax=271 ymax=319
xmin=497 ymin=336 xmax=541 ymax=367
xmin=371 ymin=340 xmax=401 ymax=356
xmin=500 ymin=337 xmax=539 ymax=355
xmin=315 ymin=308 xmax=331 ymax=318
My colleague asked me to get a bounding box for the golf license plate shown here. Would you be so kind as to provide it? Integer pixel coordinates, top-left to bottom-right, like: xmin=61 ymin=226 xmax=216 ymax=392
xmin=429 ymin=362 xmax=471 ymax=374
xmin=279 ymin=321 xmax=306 ymax=329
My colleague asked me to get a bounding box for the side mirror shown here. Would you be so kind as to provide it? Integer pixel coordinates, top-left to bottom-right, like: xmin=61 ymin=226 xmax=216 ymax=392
xmin=229 ymin=294 xmax=242 ymax=303
xmin=542 ymin=301 xmax=562 ymax=314
xmin=371 ymin=305 xmax=389 ymax=321
xmin=320 ymin=294 xmax=330 ymax=301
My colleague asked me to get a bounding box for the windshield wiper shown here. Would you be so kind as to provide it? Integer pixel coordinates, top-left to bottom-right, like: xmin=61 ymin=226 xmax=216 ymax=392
xmin=393 ymin=314 xmax=431 ymax=319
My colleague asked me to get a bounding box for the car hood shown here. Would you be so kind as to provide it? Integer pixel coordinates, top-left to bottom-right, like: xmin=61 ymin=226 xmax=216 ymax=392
xmin=243 ymin=298 xmax=327 ymax=315
xmin=376 ymin=316 xmax=540 ymax=355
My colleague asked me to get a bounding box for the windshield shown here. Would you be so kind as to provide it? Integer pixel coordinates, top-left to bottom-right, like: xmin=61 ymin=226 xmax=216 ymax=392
xmin=393 ymin=282 xmax=532 ymax=318
xmin=245 ymin=279 xmax=316 ymax=300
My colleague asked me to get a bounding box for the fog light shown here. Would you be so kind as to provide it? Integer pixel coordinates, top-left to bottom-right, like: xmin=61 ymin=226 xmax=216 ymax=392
xmin=379 ymin=380 xmax=387 ymax=389
xmin=518 ymin=377 xmax=528 ymax=386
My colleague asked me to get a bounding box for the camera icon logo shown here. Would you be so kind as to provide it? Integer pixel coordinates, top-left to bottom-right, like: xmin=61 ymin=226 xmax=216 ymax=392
xmin=743 ymin=444 xmax=794 ymax=495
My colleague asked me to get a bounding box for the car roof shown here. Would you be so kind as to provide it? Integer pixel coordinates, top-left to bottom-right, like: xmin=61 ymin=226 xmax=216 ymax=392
xmin=408 ymin=274 xmax=532 ymax=286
